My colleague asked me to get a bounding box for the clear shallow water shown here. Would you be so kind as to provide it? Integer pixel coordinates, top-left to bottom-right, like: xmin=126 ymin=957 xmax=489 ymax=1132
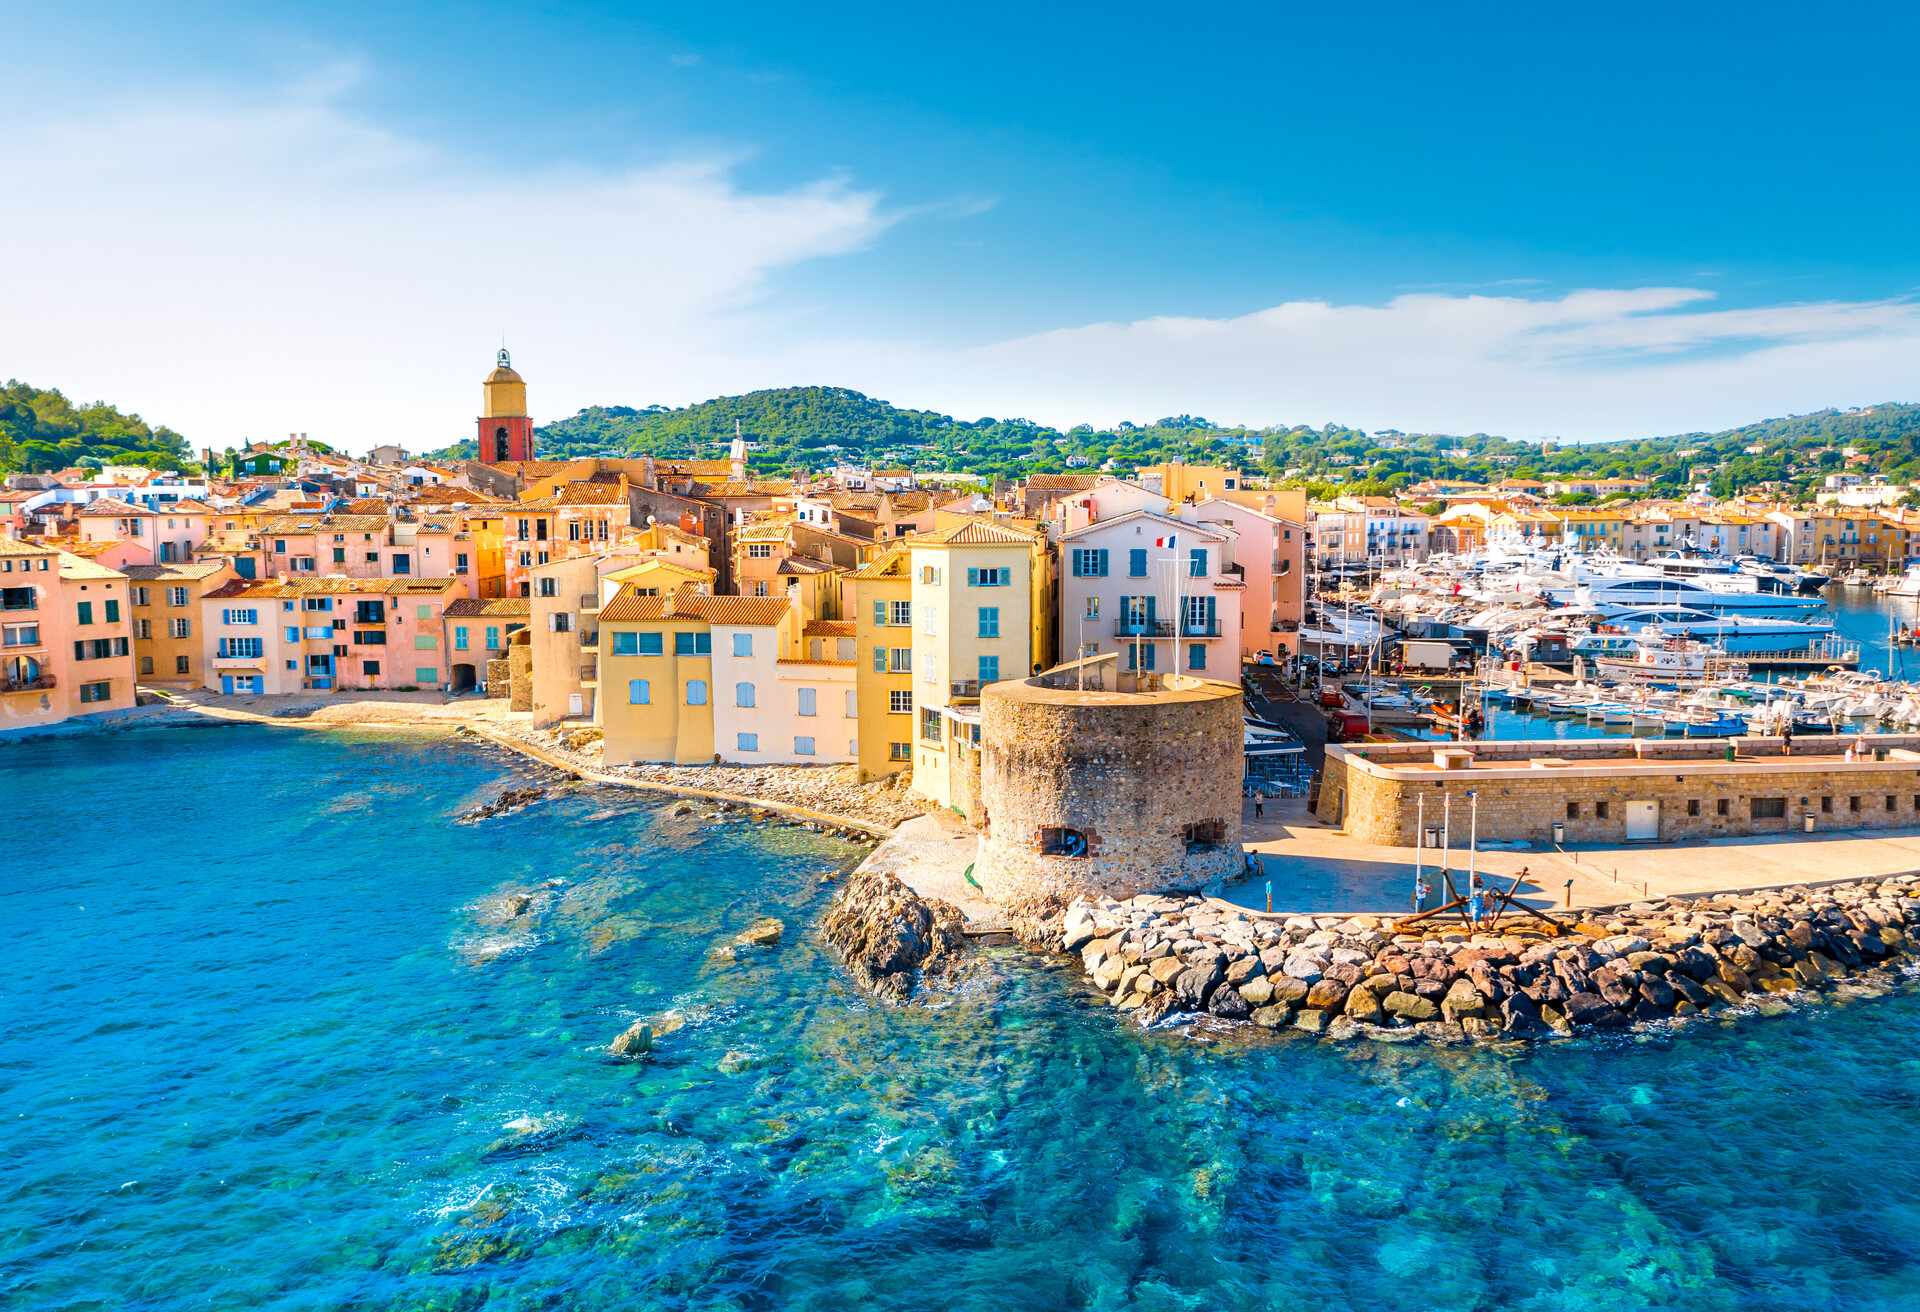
xmin=6 ymin=726 xmax=1920 ymax=1310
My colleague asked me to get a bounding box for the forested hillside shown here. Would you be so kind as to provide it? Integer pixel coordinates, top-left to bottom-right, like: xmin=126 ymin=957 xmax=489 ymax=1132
xmin=0 ymin=380 xmax=192 ymax=473
xmin=426 ymin=386 xmax=1920 ymax=499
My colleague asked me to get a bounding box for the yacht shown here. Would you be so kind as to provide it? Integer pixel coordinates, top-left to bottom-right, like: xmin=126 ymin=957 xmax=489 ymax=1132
xmin=1587 ymin=606 xmax=1837 ymax=656
xmin=1547 ymin=575 xmax=1827 ymax=617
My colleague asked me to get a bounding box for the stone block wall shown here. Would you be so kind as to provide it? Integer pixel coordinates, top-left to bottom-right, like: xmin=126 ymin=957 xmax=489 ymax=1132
xmin=508 ymin=646 xmax=534 ymax=713
xmin=1321 ymin=737 xmax=1920 ymax=845
xmin=976 ymin=676 xmax=1245 ymax=905
xmin=484 ymin=658 xmax=510 ymax=699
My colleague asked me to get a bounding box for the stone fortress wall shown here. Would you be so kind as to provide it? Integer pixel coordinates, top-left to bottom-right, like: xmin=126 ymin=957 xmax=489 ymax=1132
xmin=974 ymin=657 xmax=1245 ymax=906
xmin=1320 ymin=734 xmax=1920 ymax=845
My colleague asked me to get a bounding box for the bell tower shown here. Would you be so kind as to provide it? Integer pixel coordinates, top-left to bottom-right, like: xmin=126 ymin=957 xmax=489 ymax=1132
xmin=479 ymin=348 xmax=534 ymax=463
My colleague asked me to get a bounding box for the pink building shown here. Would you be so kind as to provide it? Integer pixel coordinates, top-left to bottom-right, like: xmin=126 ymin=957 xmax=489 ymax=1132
xmin=201 ymin=576 xmax=460 ymax=695
xmin=1 ymin=539 xmax=137 ymax=730
xmin=1191 ymin=496 xmax=1307 ymax=660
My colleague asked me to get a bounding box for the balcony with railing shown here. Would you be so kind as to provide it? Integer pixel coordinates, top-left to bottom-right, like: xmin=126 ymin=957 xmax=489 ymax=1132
xmin=1114 ymin=618 xmax=1175 ymax=638
xmin=949 ymin=679 xmax=982 ymax=700
xmin=579 ymin=661 xmax=599 ymax=687
xmin=1180 ymin=620 xmax=1224 ymax=638
xmin=1 ymin=672 xmax=56 ymax=694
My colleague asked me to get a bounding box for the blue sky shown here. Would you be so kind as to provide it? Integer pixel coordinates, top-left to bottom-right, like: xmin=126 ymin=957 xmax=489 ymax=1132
xmin=5 ymin=2 xmax=1919 ymax=448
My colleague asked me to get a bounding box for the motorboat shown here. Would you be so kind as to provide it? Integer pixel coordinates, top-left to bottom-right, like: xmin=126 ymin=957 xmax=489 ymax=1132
xmin=1549 ymin=574 xmax=1827 ymax=618
xmin=1592 ymin=631 xmax=1751 ymax=686
xmin=1587 ymin=606 xmax=1837 ymax=656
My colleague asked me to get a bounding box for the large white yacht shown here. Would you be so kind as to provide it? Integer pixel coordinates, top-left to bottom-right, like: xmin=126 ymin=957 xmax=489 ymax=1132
xmin=1546 ymin=574 xmax=1827 ymax=617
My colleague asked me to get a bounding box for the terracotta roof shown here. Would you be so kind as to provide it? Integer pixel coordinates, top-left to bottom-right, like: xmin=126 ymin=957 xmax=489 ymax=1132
xmin=803 ymin=619 xmax=856 ymax=638
xmin=444 ymin=597 xmax=532 ymax=618
xmin=907 ymin=518 xmax=1040 ymax=547
xmin=55 ymin=550 xmax=126 ymax=581
xmin=258 ymin=513 xmax=391 ymax=534
xmin=688 ymin=595 xmax=790 ymax=627
xmin=120 ymin=560 xmax=233 ymax=581
xmin=165 ymin=499 xmax=215 ymax=513
xmin=213 ymin=575 xmax=461 ymax=598
xmin=850 ymin=549 xmax=909 ymax=580
xmin=545 ymin=481 xmax=628 ymax=506
xmin=77 ymin=497 xmax=153 ymax=517
xmin=687 ymin=479 xmax=792 ymax=498
xmin=0 ymin=536 xmax=55 ymax=558
xmin=1024 ymin=474 xmax=1100 ymax=493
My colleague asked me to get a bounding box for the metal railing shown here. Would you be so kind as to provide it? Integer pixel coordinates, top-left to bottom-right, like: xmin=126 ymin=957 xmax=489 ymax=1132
xmin=1115 ymin=618 xmax=1175 ymax=637
xmin=1 ymin=673 xmax=56 ymax=692
xmin=950 ymin=679 xmax=982 ymax=699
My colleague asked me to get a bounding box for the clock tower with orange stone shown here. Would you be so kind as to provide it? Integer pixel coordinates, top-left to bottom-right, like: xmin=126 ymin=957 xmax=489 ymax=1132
xmin=479 ymin=348 xmax=534 ymax=463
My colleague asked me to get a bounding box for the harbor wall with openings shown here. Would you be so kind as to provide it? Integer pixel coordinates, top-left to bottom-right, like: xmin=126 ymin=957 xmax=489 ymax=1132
xmin=1319 ymin=735 xmax=1920 ymax=845
xmin=975 ymin=658 xmax=1245 ymax=906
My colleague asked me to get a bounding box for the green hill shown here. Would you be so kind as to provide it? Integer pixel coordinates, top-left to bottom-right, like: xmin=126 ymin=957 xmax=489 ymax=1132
xmin=0 ymin=380 xmax=193 ymax=474
xmin=427 ymin=385 xmax=1920 ymax=500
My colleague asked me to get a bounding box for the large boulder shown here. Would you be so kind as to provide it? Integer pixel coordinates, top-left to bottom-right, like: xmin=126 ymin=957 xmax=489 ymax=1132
xmin=1383 ymin=990 xmax=1437 ymax=1022
xmin=1305 ymin=978 xmax=1350 ymax=1012
xmin=820 ymin=867 xmax=971 ymax=1003
xmin=1344 ymin=986 xmax=1385 ymax=1024
xmin=1563 ymin=991 xmax=1626 ymax=1029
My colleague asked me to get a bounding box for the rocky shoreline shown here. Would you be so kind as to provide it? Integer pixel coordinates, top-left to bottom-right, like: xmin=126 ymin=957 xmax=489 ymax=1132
xmin=1051 ymin=876 xmax=1920 ymax=1042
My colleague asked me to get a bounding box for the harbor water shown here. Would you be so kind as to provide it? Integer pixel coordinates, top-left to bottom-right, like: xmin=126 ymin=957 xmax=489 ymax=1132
xmin=7 ymin=725 xmax=1920 ymax=1310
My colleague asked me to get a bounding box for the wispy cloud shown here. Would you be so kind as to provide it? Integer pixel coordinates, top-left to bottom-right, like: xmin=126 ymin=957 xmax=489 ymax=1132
xmin=0 ymin=62 xmax=893 ymax=444
xmin=784 ymin=287 xmax=1920 ymax=440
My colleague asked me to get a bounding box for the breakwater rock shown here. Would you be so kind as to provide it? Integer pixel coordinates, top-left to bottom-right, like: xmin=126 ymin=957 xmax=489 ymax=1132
xmin=821 ymin=867 xmax=971 ymax=1002
xmin=1059 ymin=876 xmax=1920 ymax=1041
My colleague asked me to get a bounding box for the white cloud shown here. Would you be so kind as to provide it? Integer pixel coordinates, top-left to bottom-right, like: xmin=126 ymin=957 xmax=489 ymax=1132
xmin=0 ymin=63 xmax=892 ymax=448
xmin=3 ymin=62 xmax=1916 ymax=450
xmin=796 ymin=287 xmax=1920 ymax=440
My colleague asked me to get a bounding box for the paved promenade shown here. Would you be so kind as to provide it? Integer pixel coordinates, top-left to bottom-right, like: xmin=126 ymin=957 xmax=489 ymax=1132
xmin=1242 ymin=798 xmax=1920 ymax=912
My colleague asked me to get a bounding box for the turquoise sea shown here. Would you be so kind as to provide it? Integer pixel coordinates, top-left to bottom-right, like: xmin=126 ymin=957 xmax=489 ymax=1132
xmin=6 ymin=725 xmax=1920 ymax=1311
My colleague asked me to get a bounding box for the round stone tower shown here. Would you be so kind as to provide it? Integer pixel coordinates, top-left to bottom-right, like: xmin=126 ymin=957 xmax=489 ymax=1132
xmin=974 ymin=662 xmax=1245 ymax=907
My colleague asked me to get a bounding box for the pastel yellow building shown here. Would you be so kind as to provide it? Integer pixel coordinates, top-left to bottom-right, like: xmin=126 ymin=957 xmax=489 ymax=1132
xmin=906 ymin=520 xmax=1045 ymax=812
xmin=849 ymin=549 xmax=913 ymax=780
xmin=596 ymin=589 xmax=717 ymax=765
xmin=125 ymin=559 xmax=237 ymax=688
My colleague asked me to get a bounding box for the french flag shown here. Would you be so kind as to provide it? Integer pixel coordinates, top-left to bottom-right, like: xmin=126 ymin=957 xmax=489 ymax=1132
xmin=1155 ymin=533 xmax=1178 ymax=548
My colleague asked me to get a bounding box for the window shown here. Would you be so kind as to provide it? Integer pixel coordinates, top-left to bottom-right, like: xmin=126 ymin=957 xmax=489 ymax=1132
xmin=1751 ymin=797 xmax=1786 ymax=820
xmin=77 ymin=601 xmax=93 ymax=625
xmin=1279 ymin=559 xmax=1292 ymax=576
xmin=79 ymin=680 xmax=112 ymax=704
xmin=1071 ymin=547 xmax=1109 ymax=577
xmin=454 ymin=627 xmax=470 ymax=652
xmin=131 ymin=586 xmax=150 ymax=607
xmin=1716 ymin=798 xmax=1730 ymax=817
xmin=794 ymin=735 xmax=816 ymax=756
xmin=873 ymin=645 xmax=886 ymax=672
xmin=1686 ymin=799 xmax=1700 ymax=817
xmin=485 ymin=625 xmax=501 ymax=650
xmin=1128 ymin=548 xmax=1148 ymax=577
xmin=1039 ymin=826 xmax=1088 ymax=857
xmin=1850 ymin=796 xmax=1862 ymax=813
xmin=415 ymin=667 xmax=438 ymax=684
xmin=611 ymin=632 xmax=638 ymax=656
xmin=1566 ymin=802 xmax=1579 ymax=819
xmin=333 ymin=547 xmax=347 ymax=564
xmin=635 ymin=632 xmax=664 ymax=656
xmin=732 ymin=632 xmax=753 ymax=657
xmin=686 ymin=679 xmax=708 ymax=705
xmin=273 ymin=540 xmax=287 ymax=554
xmin=1084 ymin=595 xmax=1100 ymax=619
xmin=673 ymin=631 xmax=711 ymax=656
xmin=920 ymin=565 xmax=940 ymax=585
xmin=217 ymin=637 xmax=264 ymax=659
xmin=628 ymin=678 xmax=650 ymax=705
xmin=746 ymin=543 xmax=774 ymax=559
xmin=135 ymin=618 xmax=152 ymax=640
xmin=737 ymin=732 xmax=759 ymax=752
xmin=550 ymin=612 xmax=573 ymax=634
xmin=1189 ymin=548 xmax=1207 ymax=577
xmin=1125 ymin=642 xmax=1156 ymax=671
xmin=889 ymin=742 xmax=911 ymax=762
xmin=1188 ymin=643 xmax=1205 ymax=671
xmin=797 ymin=687 xmax=817 ymax=716
xmin=845 ymin=689 xmax=857 ymax=717
xmin=353 ymin=630 xmax=386 ymax=645
xmin=414 ymin=634 xmax=438 ymax=650
xmin=977 ymin=606 xmax=999 ymax=638
xmin=920 ymin=707 xmax=943 ymax=742
xmin=537 ymin=577 xmax=558 ymax=598
xmin=167 ymin=587 xmax=188 ymax=607
xmin=175 ymin=655 xmax=190 ymax=675
xmin=1820 ymin=796 xmax=1833 ymax=814
xmin=1595 ymin=801 xmax=1610 ymax=820
xmin=890 ymin=647 xmax=911 ymax=672
xmin=1888 ymin=795 xmax=1898 ymax=812
xmin=1183 ymin=820 xmax=1226 ymax=852
xmin=889 ymin=689 xmax=912 ymax=714
xmin=889 ymin=600 xmax=912 ymax=626
xmin=139 ymin=655 xmax=153 ymax=675
xmin=975 ymin=655 xmax=998 ymax=684
xmin=170 ymin=619 xmax=191 ymax=639
xmin=456 ymin=553 xmax=469 ymax=575
xmin=968 ymin=567 xmax=1010 ymax=587
xmin=735 ymin=681 xmax=756 ymax=708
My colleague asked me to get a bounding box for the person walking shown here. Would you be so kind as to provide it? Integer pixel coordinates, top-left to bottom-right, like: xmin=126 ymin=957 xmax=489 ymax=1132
xmin=1782 ymin=719 xmax=1794 ymax=757
xmin=1253 ymin=788 xmax=1266 ymax=820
